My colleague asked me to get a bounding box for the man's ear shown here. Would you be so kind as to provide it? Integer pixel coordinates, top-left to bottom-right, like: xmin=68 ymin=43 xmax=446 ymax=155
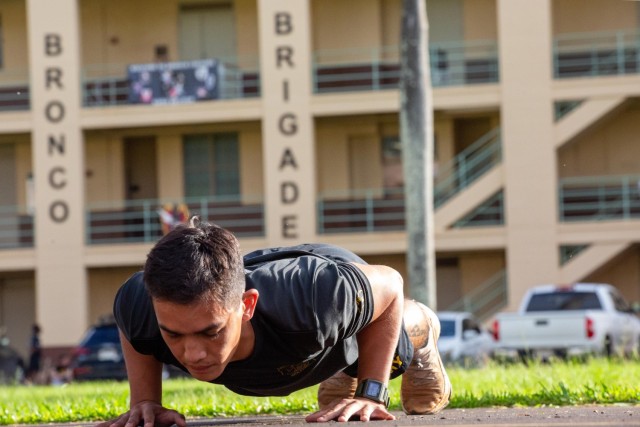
xmin=241 ymin=289 xmax=259 ymax=321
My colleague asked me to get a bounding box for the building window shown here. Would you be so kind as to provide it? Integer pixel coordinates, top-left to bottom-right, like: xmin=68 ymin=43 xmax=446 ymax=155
xmin=183 ymin=132 xmax=240 ymax=198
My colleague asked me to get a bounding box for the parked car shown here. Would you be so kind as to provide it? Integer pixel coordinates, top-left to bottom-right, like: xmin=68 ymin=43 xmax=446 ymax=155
xmin=492 ymin=283 xmax=640 ymax=360
xmin=70 ymin=316 xmax=128 ymax=382
xmin=437 ymin=311 xmax=494 ymax=366
xmin=70 ymin=316 xmax=189 ymax=382
xmin=0 ymin=336 xmax=24 ymax=384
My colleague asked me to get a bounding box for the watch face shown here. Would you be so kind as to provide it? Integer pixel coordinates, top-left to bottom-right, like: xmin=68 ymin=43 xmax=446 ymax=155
xmin=365 ymin=381 xmax=381 ymax=397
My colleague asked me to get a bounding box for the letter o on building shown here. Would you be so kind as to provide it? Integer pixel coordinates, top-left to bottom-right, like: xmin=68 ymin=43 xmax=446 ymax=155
xmin=49 ymin=200 xmax=69 ymax=223
xmin=45 ymin=101 xmax=65 ymax=123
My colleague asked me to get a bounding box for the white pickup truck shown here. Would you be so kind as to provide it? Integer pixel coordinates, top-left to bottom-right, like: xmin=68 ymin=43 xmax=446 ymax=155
xmin=492 ymin=283 xmax=640 ymax=359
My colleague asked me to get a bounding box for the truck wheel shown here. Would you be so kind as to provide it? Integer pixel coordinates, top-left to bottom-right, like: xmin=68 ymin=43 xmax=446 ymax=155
xmin=517 ymin=349 xmax=531 ymax=365
xmin=604 ymin=335 xmax=613 ymax=358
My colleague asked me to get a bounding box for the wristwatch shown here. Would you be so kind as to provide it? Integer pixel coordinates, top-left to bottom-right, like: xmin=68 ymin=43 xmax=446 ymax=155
xmin=354 ymin=379 xmax=390 ymax=408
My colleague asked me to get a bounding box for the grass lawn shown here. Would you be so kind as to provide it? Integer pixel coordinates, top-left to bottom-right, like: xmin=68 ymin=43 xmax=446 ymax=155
xmin=1 ymin=358 xmax=638 ymax=425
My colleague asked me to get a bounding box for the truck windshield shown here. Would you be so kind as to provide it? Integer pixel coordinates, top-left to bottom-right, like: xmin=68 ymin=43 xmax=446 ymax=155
xmin=439 ymin=320 xmax=456 ymax=337
xmin=526 ymin=291 xmax=602 ymax=311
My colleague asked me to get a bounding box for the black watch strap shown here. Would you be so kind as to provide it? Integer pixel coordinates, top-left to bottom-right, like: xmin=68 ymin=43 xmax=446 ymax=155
xmin=354 ymin=379 xmax=390 ymax=408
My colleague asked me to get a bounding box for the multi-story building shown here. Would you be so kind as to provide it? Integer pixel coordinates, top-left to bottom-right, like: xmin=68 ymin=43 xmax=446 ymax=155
xmin=1 ymin=0 xmax=639 ymax=359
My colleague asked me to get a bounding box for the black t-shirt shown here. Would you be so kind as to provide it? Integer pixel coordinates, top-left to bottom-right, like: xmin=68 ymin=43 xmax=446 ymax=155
xmin=113 ymin=244 xmax=374 ymax=396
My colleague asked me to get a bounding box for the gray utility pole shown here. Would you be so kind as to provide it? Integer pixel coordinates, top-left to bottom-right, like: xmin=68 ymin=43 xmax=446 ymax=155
xmin=400 ymin=0 xmax=436 ymax=307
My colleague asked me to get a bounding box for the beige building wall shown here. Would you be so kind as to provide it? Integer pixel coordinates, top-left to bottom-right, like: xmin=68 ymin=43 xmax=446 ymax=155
xmin=235 ymin=0 xmax=259 ymax=61
xmin=426 ymin=0 xmax=463 ymax=43
xmin=434 ymin=118 xmax=455 ymax=169
xmin=381 ymin=0 xmax=402 ymax=50
xmin=459 ymin=252 xmax=505 ymax=295
xmin=80 ymin=0 xmax=178 ymax=68
xmin=0 ymin=272 xmax=35 ymax=358
xmin=79 ymin=0 xmax=260 ymax=72
xmin=316 ymin=116 xmax=398 ymax=196
xmin=259 ymin=0 xmax=316 ymax=244
xmin=88 ymin=267 xmax=141 ymax=324
xmin=586 ymin=247 xmax=640 ymax=304
xmin=312 ymin=0 xmax=383 ymax=56
xmin=156 ymin=133 xmax=184 ymax=200
xmin=28 ymin=0 xmax=88 ymax=347
xmin=436 ymin=259 xmax=462 ymax=309
xmin=498 ymin=0 xmax=558 ymax=310
xmin=0 ymin=0 xmax=28 ymax=72
xmin=9 ymin=136 xmax=32 ymax=209
xmin=463 ymin=0 xmax=497 ymax=40
xmin=239 ymin=125 xmax=264 ymax=201
xmin=3 ymin=0 xmax=640 ymax=350
xmin=558 ymin=105 xmax=640 ymax=178
xmin=85 ymin=133 xmax=126 ymax=203
xmin=552 ymin=0 xmax=639 ymax=34
xmin=85 ymin=122 xmax=263 ymax=204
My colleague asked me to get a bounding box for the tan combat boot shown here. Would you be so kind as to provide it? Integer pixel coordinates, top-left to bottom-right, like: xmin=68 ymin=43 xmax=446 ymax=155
xmin=317 ymin=370 xmax=358 ymax=410
xmin=401 ymin=303 xmax=452 ymax=415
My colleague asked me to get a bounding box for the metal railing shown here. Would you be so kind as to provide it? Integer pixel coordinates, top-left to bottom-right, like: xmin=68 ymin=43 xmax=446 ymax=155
xmin=87 ymin=195 xmax=264 ymax=244
xmin=312 ymin=39 xmax=499 ymax=93
xmin=553 ymin=29 xmax=640 ymax=79
xmin=559 ymin=174 xmax=640 ymax=222
xmin=452 ymin=191 xmax=504 ymax=228
xmin=82 ymin=56 xmax=260 ymax=108
xmin=317 ymin=188 xmax=406 ymax=234
xmin=317 ymin=187 xmax=504 ymax=234
xmin=434 ymin=127 xmax=502 ymax=208
xmin=0 ymin=68 xmax=30 ymax=111
xmin=444 ymin=269 xmax=508 ymax=321
xmin=559 ymin=244 xmax=589 ymax=266
xmin=554 ymin=99 xmax=584 ymax=121
xmin=0 ymin=205 xmax=33 ymax=249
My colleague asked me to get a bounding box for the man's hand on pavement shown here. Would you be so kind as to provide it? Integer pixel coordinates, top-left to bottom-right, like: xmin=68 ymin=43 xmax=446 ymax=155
xmin=305 ymin=397 xmax=396 ymax=423
xmin=95 ymin=400 xmax=186 ymax=427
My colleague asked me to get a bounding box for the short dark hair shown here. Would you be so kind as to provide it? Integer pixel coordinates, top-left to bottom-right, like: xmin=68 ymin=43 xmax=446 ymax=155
xmin=144 ymin=217 xmax=245 ymax=308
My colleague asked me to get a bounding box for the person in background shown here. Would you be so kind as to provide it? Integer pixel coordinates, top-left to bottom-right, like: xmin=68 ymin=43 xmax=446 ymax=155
xmin=26 ymin=324 xmax=42 ymax=384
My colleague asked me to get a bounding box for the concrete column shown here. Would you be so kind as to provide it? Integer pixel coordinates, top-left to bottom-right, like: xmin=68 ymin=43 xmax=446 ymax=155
xmin=498 ymin=0 xmax=558 ymax=309
xmin=27 ymin=0 xmax=87 ymax=346
xmin=258 ymin=0 xmax=316 ymax=245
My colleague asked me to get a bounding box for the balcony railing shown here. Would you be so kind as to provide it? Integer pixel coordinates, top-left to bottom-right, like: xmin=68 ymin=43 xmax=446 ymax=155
xmin=318 ymin=186 xmax=504 ymax=234
xmin=82 ymin=56 xmax=260 ymax=108
xmin=452 ymin=191 xmax=504 ymax=228
xmin=559 ymin=244 xmax=589 ymax=266
xmin=317 ymin=188 xmax=406 ymax=234
xmin=0 ymin=68 xmax=30 ymax=112
xmin=444 ymin=269 xmax=507 ymax=321
xmin=434 ymin=128 xmax=502 ymax=208
xmin=559 ymin=174 xmax=640 ymax=222
xmin=87 ymin=195 xmax=264 ymax=244
xmin=0 ymin=205 xmax=33 ymax=249
xmin=553 ymin=29 xmax=640 ymax=79
xmin=554 ymin=99 xmax=584 ymax=121
xmin=312 ymin=40 xmax=499 ymax=93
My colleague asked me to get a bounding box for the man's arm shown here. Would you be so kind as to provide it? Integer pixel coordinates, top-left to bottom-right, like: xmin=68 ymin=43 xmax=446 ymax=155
xmin=352 ymin=263 xmax=404 ymax=383
xmin=307 ymin=263 xmax=404 ymax=422
xmin=96 ymin=331 xmax=185 ymax=427
xmin=120 ymin=330 xmax=163 ymax=405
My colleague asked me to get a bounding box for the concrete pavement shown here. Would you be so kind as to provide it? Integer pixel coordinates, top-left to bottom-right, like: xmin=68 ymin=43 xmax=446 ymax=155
xmin=16 ymin=405 xmax=639 ymax=427
xmin=183 ymin=406 xmax=640 ymax=426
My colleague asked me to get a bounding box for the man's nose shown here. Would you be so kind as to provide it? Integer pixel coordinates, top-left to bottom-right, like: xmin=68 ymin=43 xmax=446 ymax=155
xmin=183 ymin=338 xmax=206 ymax=363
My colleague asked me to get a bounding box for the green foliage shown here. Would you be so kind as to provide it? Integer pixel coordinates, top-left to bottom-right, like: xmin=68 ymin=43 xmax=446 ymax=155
xmin=1 ymin=358 xmax=638 ymax=425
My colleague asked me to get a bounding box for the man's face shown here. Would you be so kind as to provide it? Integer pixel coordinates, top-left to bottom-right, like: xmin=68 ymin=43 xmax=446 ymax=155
xmin=153 ymin=297 xmax=245 ymax=382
